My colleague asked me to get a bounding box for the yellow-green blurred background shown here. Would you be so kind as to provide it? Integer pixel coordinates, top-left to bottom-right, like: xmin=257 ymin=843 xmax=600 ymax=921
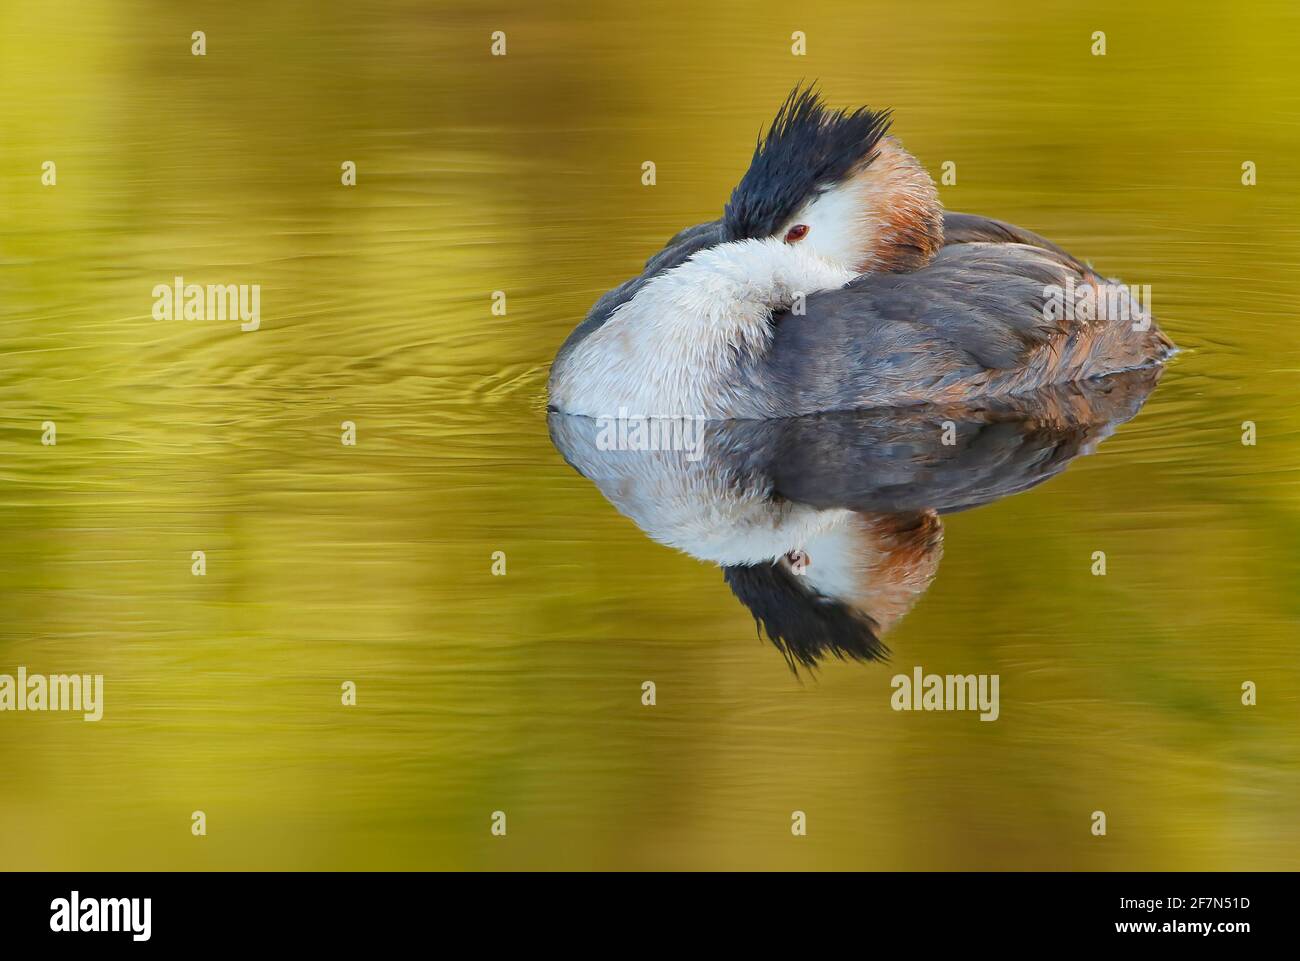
xmin=1 ymin=0 xmax=1298 ymax=870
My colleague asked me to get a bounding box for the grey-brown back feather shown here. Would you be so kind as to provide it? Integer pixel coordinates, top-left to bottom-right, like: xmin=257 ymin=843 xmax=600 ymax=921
xmin=740 ymin=227 xmax=1170 ymax=415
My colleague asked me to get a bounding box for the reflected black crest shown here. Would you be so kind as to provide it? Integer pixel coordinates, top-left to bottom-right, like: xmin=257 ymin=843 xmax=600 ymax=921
xmin=723 ymin=562 xmax=888 ymax=672
xmin=723 ymin=85 xmax=893 ymax=241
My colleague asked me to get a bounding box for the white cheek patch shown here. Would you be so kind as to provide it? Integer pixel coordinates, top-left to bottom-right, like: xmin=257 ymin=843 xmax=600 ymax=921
xmin=787 ymin=181 xmax=865 ymax=268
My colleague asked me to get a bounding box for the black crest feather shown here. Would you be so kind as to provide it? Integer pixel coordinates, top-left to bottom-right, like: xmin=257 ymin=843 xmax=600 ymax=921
xmin=723 ymin=84 xmax=893 ymax=241
xmin=723 ymin=561 xmax=888 ymax=672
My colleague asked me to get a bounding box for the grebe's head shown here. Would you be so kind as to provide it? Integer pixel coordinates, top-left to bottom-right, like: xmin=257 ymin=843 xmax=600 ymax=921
xmin=723 ymin=85 xmax=943 ymax=274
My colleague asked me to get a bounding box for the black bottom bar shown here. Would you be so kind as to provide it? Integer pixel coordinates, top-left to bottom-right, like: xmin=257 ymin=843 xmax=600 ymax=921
xmin=0 ymin=871 xmax=1280 ymax=947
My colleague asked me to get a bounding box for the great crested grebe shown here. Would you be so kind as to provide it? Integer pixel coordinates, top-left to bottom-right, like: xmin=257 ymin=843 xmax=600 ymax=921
xmin=548 ymin=86 xmax=1174 ymax=419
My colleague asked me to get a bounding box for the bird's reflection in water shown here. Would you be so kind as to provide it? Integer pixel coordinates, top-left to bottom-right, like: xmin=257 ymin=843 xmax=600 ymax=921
xmin=548 ymin=367 xmax=1161 ymax=671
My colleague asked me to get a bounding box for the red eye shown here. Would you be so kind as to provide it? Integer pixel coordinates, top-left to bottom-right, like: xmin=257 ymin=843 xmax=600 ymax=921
xmin=784 ymin=224 xmax=810 ymax=243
